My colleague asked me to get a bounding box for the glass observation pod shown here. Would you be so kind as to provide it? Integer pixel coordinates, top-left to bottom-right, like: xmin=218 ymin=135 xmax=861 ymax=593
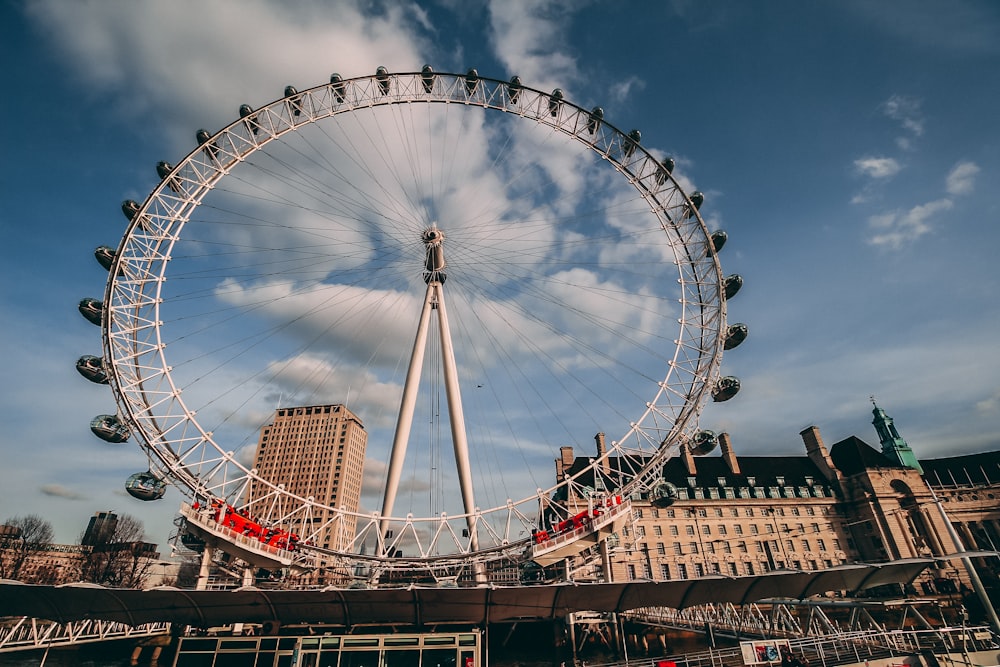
xmin=724 ymin=323 xmax=749 ymax=350
xmin=125 ymin=471 xmax=167 ymax=501
xmin=650 ymin=480 xmax=680 ymax=508
xmin=78 ymin=298 xmax=103 ymax=326
xmin=76 ymin=354 xmax=110 ymax=384
xmin=94 ymin=245 xmax=117 ymax=271
xmin=712 ymin=376 xmax=741 ymax=403
xmin=171 ymin=628 xmax=482 ymax=667
xmin=690 ymin=429 xmax=719 ymax=456
xmin=90 ymin=414 xmax=130 ymax=443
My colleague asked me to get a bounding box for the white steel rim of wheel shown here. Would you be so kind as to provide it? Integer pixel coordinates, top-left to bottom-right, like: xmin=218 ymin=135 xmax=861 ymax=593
xmin=101 ymin=70 xmax=732 ymax=579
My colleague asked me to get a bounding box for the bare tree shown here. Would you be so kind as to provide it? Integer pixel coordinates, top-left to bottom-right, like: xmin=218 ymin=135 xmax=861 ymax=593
xmin=0 ymin=515 xmax=54 ymax=581
xmin=79 ymin=513 xmax=159 ymax=588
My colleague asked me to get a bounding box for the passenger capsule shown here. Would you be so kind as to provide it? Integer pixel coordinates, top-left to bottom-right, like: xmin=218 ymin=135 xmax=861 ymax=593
xmin=121 ymin=199 xmax=140 ymax=221
xmin=586 ymin=107 xmax=603 ymax=135
xmin=548 ymin=88 xmax=564 ymax=116
xmin=623 ymin=129 xmax=641 ymax=158
xmin=724 ymin=323 xmax=748 ymax=350
xmin=723 ymin=274 xmax=743 ymax=300
xmin=90 ymin=414 xmax=130 ymax=443
xmin=125 ymin=471 xmax=166 ymax=501
xmin=709 ymin=230 xmax=728 ymax=254
xmin=421 ymin=65 xmax=435 ymax=93
xmin=507 ymin=76 xmax=522 ymax=104
xmin=650 ymin=480 xmax=679 ymax=508
xmin=284 ymin=86 xmax=303 ymax=116
xmin=465 ymin=68 xmax=479 ymax=95
xmin=196 ymin=129 xmax=219 ymax=159
xmin=681 ymin=191 xmax=704 ymax=220
xmin=156 ymin=161 xmax=181 ymax=193
xmin=376 ymin=66 xmax=390 ymax=95
xmin=239 ymin=104 xmax=258 ymax=135
xmin=94 ymin=245 xmax=116 ymax=271
xmin=690 ymin=429 xmax=718 ymax=456
xmin=330 ymin=73 xmax=345 ymax=102
xmin=655 ymin=157 xmax=675 ymax=185
xmin=712 ymin=376 xmax=741 ymax=402
xmin=76 ymin=355 xmax=110 ymax=384
xmin=78 ymin=298 xmax=103 ymax=326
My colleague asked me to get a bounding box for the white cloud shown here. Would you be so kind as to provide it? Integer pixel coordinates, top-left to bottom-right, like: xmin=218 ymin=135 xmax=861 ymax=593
xmin=976 ymin=389 xmax=1000 ymax=414
xmin=39 ymin=484 xmax=88 ymax=501
xmin=24 ymin=0 xmax=432 ymax=149
xmin=881 ymin=94 xmax=924 ymax=137
xmin=945 ymin=161 xmax=980 ymax=196
xmin=867 ymin=198 xmax=952 ymax=248
xmin=855 ymin=156 xmax=902 ymax=179
xmin=487 ymin=0 xmax=581 ymax=92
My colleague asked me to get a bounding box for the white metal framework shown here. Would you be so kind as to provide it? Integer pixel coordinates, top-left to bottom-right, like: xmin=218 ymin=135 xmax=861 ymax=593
xmin=101 ymin=69 xmax=732 ymax=578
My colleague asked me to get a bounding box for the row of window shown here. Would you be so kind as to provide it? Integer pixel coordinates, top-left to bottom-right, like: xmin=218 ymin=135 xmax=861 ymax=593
xmin=635 ymin=537 xmax=842 ymax=556
xmin=634 ymin=505 xmax=831 ymax=519
xmin=624 ymin=556 xmax=844 ymax=581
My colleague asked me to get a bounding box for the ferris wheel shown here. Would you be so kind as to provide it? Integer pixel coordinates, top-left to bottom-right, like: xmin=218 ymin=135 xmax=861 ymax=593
xmin=79 ymin=67 xmax=746 ymax=581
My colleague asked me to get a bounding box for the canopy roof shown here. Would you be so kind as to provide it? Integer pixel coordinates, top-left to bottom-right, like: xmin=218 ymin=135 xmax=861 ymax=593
xmin=0 ymin=559 xmax=936 ymax=628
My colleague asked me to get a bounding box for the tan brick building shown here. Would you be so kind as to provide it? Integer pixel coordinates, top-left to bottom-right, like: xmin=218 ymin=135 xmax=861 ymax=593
xmin=248 ymin=404 xmax=368 ymax=555
xmin=552 ymin=404 xmax=1000 ymax=599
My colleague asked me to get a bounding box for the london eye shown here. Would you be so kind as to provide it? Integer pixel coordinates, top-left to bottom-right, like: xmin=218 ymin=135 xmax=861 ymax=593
xmin=79 ymin=68 xmax=745 ymax=583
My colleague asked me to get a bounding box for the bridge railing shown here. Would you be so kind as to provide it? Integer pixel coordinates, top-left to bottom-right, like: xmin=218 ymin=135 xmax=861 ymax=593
xmin=0 ymin=616 xmax=170 ymax=653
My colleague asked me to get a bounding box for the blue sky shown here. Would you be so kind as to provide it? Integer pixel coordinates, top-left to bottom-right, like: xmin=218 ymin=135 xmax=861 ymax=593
xmin=1 ymin=0 xmax=998 ymax=551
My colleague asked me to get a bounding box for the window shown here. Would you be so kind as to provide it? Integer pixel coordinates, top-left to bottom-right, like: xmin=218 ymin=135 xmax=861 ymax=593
xmin=637 ymin=526 xmax=646 ymax=537
xmin=669 ymin=525 xmax=679 ymax=536
xmin=627 ymin=564 xmax=636 ymax=580
xmin=689 ymin=542 xmax=699 ymax=554
xmin=746 ymin=562 xmax=755 ymax=575
xmin=801 ymin=539 xmax=810 ymax=551
xmin=699 ymin=509 xmax=709 ymax=518
xmin=660 ymin=563 xmax=671 ymax=580
xmin=677 ymin=563 xmax=688 ymax=579
xmin=694 ymin=563 xmax=705 ymax=577
xmin=791 ymin=507 xmax=800 ymax=516
xmin=653 ymin=526 xmax=663 ymax=536
xmin=817 ymin=539 xmax=826 ymax=551
xmin=686 ymin=525 xmax=695 ymax=536
xmin=702 ymin=525 xmax=711 ymax=535
xmin=728 ymin=562 xmax=738 ymax=576
xmin=734 ymin=524 xmax=744 ymax=535
xmin=750 ymin=524 xmax=759 ymax=535
xmin=656 ymin=543 xmax=666 ymax=555
xmin=673 ymin=542 xmax=683 ymax=555
xmin=718 ymin=525 xmax=728 ymax=536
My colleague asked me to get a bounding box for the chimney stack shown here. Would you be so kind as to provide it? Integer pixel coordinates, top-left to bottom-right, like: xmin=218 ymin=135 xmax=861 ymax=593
xmin=719 ymin=432 xmax=740 ymax=475
xmin=800 ymin=425 xmax=841 ymax=486
xmin=594 ymin=432 xmax=610 ymax=472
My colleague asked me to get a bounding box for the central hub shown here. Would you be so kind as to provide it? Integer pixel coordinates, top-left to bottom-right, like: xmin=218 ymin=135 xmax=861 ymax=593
xmin=422 ymin=225 xmax=446 ymax=283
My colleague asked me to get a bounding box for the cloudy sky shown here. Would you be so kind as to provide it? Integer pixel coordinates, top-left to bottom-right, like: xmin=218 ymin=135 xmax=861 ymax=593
xmin=1 ymin=0 xmax=998 ymax=551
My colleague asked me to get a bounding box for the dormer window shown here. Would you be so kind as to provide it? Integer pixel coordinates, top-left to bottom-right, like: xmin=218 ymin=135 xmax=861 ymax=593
xmin=687 ymin=476 xmax=697 ymax=488
xmin=747 ymin=476 xmax=756 ymax=486
xmin=717 ymin=477 xmax=727 ymax=487
xmin=775 ymin=476 xmax=785 ymax=486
